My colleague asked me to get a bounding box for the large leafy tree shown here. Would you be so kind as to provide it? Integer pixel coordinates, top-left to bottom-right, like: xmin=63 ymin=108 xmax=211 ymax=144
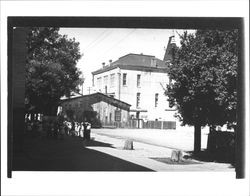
xmin=166 ymin=29 xmax=238 ymax=153
xmin=26 ymin=27 xmax=82 ymax=115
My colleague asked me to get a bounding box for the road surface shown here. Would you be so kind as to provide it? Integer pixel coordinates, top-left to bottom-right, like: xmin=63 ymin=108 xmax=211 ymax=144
xmin=91 ymin=126 xmax=209 ymax=152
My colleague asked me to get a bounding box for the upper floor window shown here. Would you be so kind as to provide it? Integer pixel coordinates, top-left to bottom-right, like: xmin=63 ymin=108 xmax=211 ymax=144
xmin=122 ymin=73 xmax=127 ymax=86
xmin=110 ymin=74 xmax=115 ymax=87
xmin=97 ymin=77 xmax=102 ymax=90
xmin=155 ymin=93 xmax=159 ymax=107
xmin=137 ymin=74 xmax=141 ymax=87
xmin=136 ymin=92 xmax=141 ymax=108
xmin=104 ymin=75 xmax=108 ymax=86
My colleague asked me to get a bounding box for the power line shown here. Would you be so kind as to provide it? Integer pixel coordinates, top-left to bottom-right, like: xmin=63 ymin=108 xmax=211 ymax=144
xmin=102 ymin=29 xmax=137 ymax=56
xmin=83 ymin=29 xmax=112 ymax=52
xmin=83 ymin=30 xmax=106 ymax=50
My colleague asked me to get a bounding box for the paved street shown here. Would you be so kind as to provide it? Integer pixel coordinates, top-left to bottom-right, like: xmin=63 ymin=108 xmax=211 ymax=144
xmin=91 ymin=126 xmax=210 ymax=151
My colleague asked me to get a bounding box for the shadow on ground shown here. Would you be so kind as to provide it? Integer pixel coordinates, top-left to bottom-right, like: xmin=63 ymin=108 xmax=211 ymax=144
xmin=12 ymin=136 xmax=153 ymax=171
xmin=184 ymin=149 xmax=235 ymax=167
xmin=82 ymin=137 xmax=115 ymax=148
xmin=150 ymin=157 xmax=202 ymax=165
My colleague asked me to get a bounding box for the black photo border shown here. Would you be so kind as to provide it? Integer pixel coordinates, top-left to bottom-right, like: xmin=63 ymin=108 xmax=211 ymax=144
xmin=7 ymin=16 xmax=245 ymax=178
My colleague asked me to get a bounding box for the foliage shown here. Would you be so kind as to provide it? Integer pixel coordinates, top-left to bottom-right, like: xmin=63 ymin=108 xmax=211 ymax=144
xmin=25 ymin=27 xmax=82 ymax=115
xmin=166 ymin=29 xmax=238 ymax=128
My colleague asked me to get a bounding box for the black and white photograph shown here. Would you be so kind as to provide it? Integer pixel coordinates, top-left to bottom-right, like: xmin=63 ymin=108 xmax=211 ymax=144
xmin=1 ymin=1 xmax=249 ymax=196
xmin=12 ymin=26 xmax=238 ymax=172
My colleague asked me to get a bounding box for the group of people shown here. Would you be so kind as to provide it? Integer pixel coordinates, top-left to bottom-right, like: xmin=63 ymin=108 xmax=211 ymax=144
xmin=63 ymin=120 xmax=91 ymax=140
xmin=25 ymin=117 xmax=91 ymax=140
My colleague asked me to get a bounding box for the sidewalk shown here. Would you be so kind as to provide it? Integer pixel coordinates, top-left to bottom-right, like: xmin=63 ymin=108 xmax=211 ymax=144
xmin=88 ymin=133 xmax=234 ymax=172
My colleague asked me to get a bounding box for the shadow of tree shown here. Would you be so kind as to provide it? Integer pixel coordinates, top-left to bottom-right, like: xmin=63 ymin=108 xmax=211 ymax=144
xmin=184 ymin=149 xmax=235 ymax=167
xmin=150 ymin=157 xmax=202 ymax=165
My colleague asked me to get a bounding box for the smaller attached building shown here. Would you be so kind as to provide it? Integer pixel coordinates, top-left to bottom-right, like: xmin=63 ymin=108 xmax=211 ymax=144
xmin=60 ymin=92 xmax=131 ymax=128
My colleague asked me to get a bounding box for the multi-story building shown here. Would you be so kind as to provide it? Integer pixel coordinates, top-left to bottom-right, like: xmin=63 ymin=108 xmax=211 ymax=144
xmin=92 ymin=36 xmax=177 ymax=124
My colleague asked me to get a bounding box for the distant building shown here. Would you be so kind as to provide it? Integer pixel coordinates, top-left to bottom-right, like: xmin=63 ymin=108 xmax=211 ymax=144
xmin=92 ymin=36 xmax=177 ymax=124
xmin=60 ymin=92 xmax=131 ymax=128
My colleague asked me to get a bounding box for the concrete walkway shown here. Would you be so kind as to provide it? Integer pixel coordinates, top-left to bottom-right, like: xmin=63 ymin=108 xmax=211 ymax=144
xmin=87 ymin=133 xmax=234 ymax=172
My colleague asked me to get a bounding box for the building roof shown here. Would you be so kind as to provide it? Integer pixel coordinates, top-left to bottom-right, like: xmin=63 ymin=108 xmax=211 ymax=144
xmin=60 ymin=92 xmax=131 ymax=111
xmin=92 ymin=53 xmax=168 ymax=75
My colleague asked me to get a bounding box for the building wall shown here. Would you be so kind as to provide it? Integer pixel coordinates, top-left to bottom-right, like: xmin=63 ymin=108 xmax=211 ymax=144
xmin=61 ymin=96 xmax=129 ymax=127
xmin=92 ymin=101 xmax=129 ymax=126
xmin=93 ymin=67 xmax=119 ymax=96
xmin=93 ymin=68 xmax=176 ymax=121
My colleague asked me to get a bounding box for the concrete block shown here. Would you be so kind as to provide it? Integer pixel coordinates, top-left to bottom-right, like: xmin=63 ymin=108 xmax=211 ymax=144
xmin=123 ymin=139 xmax=134 ymax=150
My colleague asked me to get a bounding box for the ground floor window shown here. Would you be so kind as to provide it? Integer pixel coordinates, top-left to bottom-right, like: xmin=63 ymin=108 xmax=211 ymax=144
xmin=115 ymin=110 xmax=121 ymax=122
xmin=136 ymin=92 xmax=140 ymax=108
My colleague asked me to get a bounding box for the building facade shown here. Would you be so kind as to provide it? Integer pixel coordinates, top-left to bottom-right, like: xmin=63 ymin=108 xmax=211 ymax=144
xmin=91 ymin=37 xmax=177 ymax=124
xmin=60 ymin=93 xmax=131 ymax=128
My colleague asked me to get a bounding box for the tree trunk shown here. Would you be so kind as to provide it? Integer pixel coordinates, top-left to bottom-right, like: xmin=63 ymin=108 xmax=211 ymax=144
xmin=194 ymin=123 xmax=201 ymax=154
xmin=207 ymin=125 xmax=216 ymax=152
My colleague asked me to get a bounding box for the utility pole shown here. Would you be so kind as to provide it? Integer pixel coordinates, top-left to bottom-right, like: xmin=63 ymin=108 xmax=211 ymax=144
xmin=79 ymin=74 xmax=85 ymax=95
xmin=87 ymin=87 xmax=91 ymax=94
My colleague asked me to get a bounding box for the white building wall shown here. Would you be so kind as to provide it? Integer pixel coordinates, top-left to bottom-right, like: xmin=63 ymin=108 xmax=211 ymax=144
xmin=93 ymin=68 xmax=177 ymax=121
xmin=119 ymin=69 xmax=176 ymax=121
xmin=93 ymin=68 xmax=119 ymax=95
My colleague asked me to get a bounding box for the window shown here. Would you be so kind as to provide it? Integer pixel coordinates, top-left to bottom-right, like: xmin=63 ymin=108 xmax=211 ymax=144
xmin=110 ymin=74 xmax=115 ymax=87
xmin=122 ymin=73 xmax=127 ymax=86
xmin=137 ymin=74 xmax=141 ymax=87
xmin=136 ymin=93 xmax=140 ymax=108
xmin=115 ymin=110 xmax=121 ymax=122
xmin=97 ymin=77 xmax=102 ymax=90
xmin=155 ymin=93 xmax=159 ymax=107
xmin=105 ymin=86 xmax=107 ymax=94
xmin=104 ymin=75 xmax=108 ymax=86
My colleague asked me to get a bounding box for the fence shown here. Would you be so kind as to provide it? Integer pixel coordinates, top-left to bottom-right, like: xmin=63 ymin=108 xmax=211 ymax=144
xmin=142 ymin=120 xmax=176 ymax=129
xmin=101 ymin=119 xmax=176 ymax=130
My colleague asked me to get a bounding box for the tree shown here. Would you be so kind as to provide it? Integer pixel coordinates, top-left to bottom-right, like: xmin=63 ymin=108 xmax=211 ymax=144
xmin=25 ymin=27 xmax=82 ymax=115
xmin=165 ymin=30 xmax=238 ymax=153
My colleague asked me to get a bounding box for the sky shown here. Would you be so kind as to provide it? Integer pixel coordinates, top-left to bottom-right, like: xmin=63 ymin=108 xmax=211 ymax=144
xmin=59 ymin=28 xmax=195 ymax=94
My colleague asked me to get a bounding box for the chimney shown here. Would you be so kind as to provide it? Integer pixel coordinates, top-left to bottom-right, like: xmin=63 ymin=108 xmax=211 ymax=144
xmin=102 ymin=62 xmax=105 ymax=68
xmin=109 ymin=59 xmax=112 ymax=66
